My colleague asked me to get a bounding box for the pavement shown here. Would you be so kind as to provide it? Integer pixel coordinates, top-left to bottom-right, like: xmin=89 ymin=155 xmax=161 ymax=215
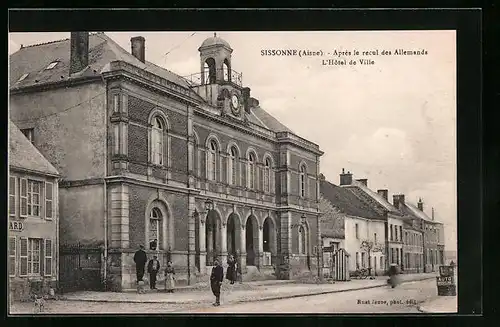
xmin=418 ymin=269 xmax=458 ymax=313
xmin=417 ymin=295 xmax=457 ymax=313
xmin=58 ymin=272 xmax=438 ymax=305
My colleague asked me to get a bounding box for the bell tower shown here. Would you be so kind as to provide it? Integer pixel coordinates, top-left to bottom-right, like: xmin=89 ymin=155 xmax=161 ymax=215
xmin=186 ymin=33 xmax=249 ymax=119
xmin=199 ymin=32 xmax=234 ymax=85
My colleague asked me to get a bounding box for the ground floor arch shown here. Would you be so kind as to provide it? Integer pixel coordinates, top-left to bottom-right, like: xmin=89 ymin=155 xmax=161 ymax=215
xmin=245 ymin=215 xmax=259 ymax=266
xmin=205 ymin=210 xmax=222 ymax=266
xmin=227 ymin=213 xmax=242 ymax=257
xmin=262 ymin=217 xmax=277 ymax=265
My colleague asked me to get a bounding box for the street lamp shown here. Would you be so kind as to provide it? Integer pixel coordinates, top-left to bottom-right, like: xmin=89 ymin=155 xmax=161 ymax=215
xmin=291 ymin=213 xmax=307 ymax=228
xmin=204 ymin=198 xmax=214 ymax=212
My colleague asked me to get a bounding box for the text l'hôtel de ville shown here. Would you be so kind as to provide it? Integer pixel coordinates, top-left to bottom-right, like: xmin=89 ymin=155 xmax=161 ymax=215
xmin=260 ymin=48 xmax=429 ymax=65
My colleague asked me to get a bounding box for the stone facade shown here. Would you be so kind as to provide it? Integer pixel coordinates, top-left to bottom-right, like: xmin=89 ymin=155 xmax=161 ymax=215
xmin=9 ymin=33 xmax=323 ymax=291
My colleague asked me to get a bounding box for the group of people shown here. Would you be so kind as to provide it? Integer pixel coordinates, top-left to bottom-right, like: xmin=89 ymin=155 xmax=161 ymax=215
xmin=133 ymin=245 xmax=176 ymax=292
xmin=133 ymin=245 xmax=241 ymax=306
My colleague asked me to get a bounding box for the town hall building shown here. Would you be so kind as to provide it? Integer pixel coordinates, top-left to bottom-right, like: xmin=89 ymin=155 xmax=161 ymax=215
xmin=9 ymin=32 xmax=324 ymax=291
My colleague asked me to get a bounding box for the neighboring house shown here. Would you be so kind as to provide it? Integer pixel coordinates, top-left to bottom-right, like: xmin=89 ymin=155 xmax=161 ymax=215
xmin=320 ymin=175 xmax=386 ymax=276
xmin=339 ymin=169 xmax=408 ymax=272
xmin=397 ymin=196 xmax=446 ymax=273
xmin=9 ymin=32 xmax=324 ymax=291
xmin=8 ymin=120 xmax=60 ymax=300
xmin=401 ymin=212 xmax=424 ymax=274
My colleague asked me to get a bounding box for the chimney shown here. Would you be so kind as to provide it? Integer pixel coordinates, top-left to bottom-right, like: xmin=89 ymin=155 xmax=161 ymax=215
xmin=417 ymin=198 xmax=424 ymax=211
xmin=393 ymin=194 xmax=405 ymax=209
xmin=70 ymin=32 xmax=89 ymax=75
xmin=377 ymin=189 xmax=388 ymax=201
xmin=356 ymin=179 xmax=367 ymax=187
xmin=339 ymin=168 xmax=353 ymax=186
xmin=242 ymin=87 xmax=251 ymax=113
xmin=131 ymin=36 xmax=146 ymax=63
xmin=431 ymin=207 xmax=435 ymax=221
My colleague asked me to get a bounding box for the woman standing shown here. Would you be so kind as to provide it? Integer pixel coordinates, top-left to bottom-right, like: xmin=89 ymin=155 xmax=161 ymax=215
xmin=226 ymin=254 xmax=237 ymax=284
xmin=164 ymin=261 xmax=176 ymax=293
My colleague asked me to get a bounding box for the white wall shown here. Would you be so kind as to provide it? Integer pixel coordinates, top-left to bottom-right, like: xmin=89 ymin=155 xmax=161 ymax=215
xmin=344 ymin=216 xmax=386 ymax=272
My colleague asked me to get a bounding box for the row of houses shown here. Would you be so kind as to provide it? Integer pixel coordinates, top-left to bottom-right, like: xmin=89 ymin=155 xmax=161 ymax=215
xmin=8 ymin=32 xmax=446 ymax=299
xmin=319 ymin=170 xmax=446 ymax=277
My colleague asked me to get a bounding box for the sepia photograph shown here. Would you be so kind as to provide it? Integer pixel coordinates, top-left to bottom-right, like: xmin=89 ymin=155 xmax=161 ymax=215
xmin=8 ymin=27 xmax=459 ymax=315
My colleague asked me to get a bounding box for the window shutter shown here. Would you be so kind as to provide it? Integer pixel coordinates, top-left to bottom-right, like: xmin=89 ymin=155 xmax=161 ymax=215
xmin=44 ymin=239 xmax=52 ymax=276
xmin=45 ymin=182 xmax=53 ymax=220
xmin=9 ymin=237 xmax=16 ymax=277
xmin=19 ymin=237 xmax=28 ymax=276
xmin=20 ymin=178 xmax=28 ymax=218
xmin=9 ymin=176 xmax=16 ymax=216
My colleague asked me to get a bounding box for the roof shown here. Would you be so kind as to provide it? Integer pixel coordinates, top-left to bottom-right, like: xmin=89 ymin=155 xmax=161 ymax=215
xmin=320 ymin=180 xmax=384 ymax=220
xmin=402 ymin=202 xmax=441 ymax=224
xmin=9 ymin=120 xmax=59 ymax=176
xmin=10 ymin=33 xmax=298 ymax=137
xmin=9 ymin=33 xmax=192 ymax=90
xmin=343 ymin=180 xmax=402 ymax=215
xmin=200 ymin=35 xmax=232 ymax=49
xmin=249 ymin=106 xmax=294 ymax=133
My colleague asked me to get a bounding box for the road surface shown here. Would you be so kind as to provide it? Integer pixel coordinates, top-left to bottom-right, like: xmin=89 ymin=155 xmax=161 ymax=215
xmin=177 ymin=278 xmax=438 ymax=314
xmin=9 ymin=278 xmax=438 ymax=314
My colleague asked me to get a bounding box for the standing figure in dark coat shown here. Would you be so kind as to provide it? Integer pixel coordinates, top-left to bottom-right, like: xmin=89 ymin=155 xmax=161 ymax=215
xmin=226 ymin=255 xmax=237 ymax=284
xmin=388 ymin=264 xmax=399 ymax=288
xmin=210 ymin=258 xmax=224 ymax=306
xmin=147 ymin=255 xmax=161 ymax=290
xmin=133 ymin=245 xmax=148 ymax=283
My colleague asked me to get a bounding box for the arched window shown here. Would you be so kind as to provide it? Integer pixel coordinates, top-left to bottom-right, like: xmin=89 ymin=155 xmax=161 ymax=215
xmin=204 ymin=58 xmax=216 ymax=84
xmin=298 ymin=225 xmax=307 ymax=254
xmin=207 ymin=140 xmax=218 ymax=181
xmin=228 ymin=146 xmax=238 ymax=185
xmin=264 ymin=158 xmax=271 ymax=193
xmin=149 ymin=207 xmax=162 ymax=250
xmin=152 ymin=117 xmax=164 ymax=165
xmin=299 ymin=164 xmax=307 ymax=198
xmin=223 ymin=59 xmax=230 ymax=81
xmin=248 ymin=152 xmax=256 ymax=189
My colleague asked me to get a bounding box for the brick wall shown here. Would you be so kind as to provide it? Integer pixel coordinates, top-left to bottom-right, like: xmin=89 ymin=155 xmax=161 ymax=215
xmin=127 ymin=184 xmax=189 ymax=251
xmin=128 ymin=124 xmax=148 ymax=163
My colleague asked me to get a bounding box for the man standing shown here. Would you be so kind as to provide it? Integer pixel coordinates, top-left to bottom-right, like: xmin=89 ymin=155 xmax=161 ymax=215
xmin=133 ymin=245 xmax=147 ymax=284
xmin=147 ymin=255 xmax=161 ymax=290
xmin=210 ymin=258 xmax=224 ymax=306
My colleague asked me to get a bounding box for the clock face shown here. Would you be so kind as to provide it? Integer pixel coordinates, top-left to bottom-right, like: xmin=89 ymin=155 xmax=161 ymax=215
xmin=231 ymin=94 xmax=239 ymax=109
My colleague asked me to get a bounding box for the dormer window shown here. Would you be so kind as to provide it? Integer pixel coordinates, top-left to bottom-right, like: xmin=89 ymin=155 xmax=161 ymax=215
xmin=18 ymin=73 xmax=29 ymax=82
xmin=45 ymin=61 xmax=59 ymax=70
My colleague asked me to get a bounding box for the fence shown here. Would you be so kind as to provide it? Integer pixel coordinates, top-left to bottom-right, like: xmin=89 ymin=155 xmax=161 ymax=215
xmin=59 ymin=243 xmax=103 ymax=293
xmin=327 ymin=248 xmax=350 ymax=281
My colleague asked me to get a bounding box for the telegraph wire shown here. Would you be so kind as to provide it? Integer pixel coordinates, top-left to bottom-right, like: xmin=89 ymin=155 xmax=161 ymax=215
xmin=11 ymin=32 xmax=199 ymax=123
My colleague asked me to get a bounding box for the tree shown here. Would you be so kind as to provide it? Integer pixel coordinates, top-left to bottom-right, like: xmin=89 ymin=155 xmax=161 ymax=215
xmin=360 ymin=239 xmax=384 ymax=277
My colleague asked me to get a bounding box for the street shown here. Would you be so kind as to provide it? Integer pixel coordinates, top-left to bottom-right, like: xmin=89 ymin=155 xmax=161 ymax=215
xmin=9 ymin=278 xmax=438 ymax=314
xmin=177 ymin=278 xmax=437 ymax=313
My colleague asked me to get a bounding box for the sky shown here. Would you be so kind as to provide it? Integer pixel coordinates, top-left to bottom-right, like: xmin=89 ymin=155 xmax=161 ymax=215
xmin=9 ymin=31 xmax=457 ymax=251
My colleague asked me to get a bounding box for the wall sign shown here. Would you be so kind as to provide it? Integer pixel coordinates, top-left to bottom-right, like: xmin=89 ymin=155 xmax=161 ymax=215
xmin=9 ymin=221 xmax=24 ymax=232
